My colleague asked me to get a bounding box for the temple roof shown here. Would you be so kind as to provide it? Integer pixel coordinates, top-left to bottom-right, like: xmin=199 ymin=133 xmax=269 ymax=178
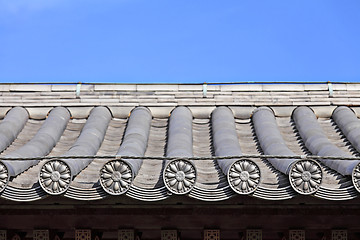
xmin=0 ymin=82 xmax=360 ymax=202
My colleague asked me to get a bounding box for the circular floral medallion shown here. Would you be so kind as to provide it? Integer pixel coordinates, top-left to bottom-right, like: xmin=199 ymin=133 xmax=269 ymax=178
xmin=0 ymin=161 xmax=9 ymax=193
xmin=352 ymin=162 xmax=360 ymax=193
xmin=227 ymin=159 xmax=261 ymax=195
xmin=100 ymin=160 xmax=133 ymax=195
xmin=289 ymin=160 xmax=322 ymax=195
xmin=163 ymin=159 xmax=196 ymax=195
xmin=39 ymin=160 xmax=72 ymax=195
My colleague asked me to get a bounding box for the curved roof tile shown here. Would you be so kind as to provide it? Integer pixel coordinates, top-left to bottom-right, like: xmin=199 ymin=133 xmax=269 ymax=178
xmin=0 ymin=83 xmax=359 ymax=201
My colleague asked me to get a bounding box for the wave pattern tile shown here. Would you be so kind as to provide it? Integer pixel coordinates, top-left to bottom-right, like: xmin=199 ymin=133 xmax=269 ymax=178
xmin=2 ymin=103 xmax=360 ymax=201
xmin=253 ymin=107 xmax=323 ymax=195
xmin=3 ymin=107 xmax=70 ymax=176
xmin=72 ymin=118 xmax=127 ymax=188
xmin=0 ymin=119 xmax=42 ymax=156
xmin=38 ymin=107 xmax=111 ymax=195
xmin=332 ymin=106 xmax=360 ymax=192
xmin=62 ymin=107 xmax=112 ymax=173
xmin=163 ymin=107 xmax=196 ymax=195
xmin=133 ymin=118 xmax=167 ymax=189
xmin=192 ymin=117 xmax=225 ymax=190
xmin=293 ymin=107 xmax=358 ymax=175
xmin=333 ymin=107 xmax=360 ymax=154
xmin=116 ymin=107 xmax=152 ymax=173
xmin=252 ymin=107 xmax=297 ymax=174
xmin=0 ymin=107 xmax=28 ymax=153
xmin=235 ymin=118 xmax=286 ymax=190
xmin=100 ymin=107 xmax=152 ymax=196
xmin=10 ymin=119 xmax=85 ymax=188
xmin=211 ymin=107 xmax=261 ymax=195
xmin=127 ymin=111 xmax=169 ymax=201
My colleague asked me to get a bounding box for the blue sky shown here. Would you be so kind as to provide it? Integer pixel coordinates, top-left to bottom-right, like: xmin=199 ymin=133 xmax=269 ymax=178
xmin=0 ymin=0 xmax=359 ymax=83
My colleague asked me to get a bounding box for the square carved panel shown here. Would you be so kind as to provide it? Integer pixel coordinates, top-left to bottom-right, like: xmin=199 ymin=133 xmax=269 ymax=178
xmin=75 ymin=230 xmax=91 ymax=240
xmin=0 ymin=230 xmax=6 ymax=240
xmin=33 ymin=230 xmax=49 ymax=240
xmin=161 ymin=230 xmax=177 ymax=240
xmin=289 ymin=230 xmax=305 ymax=240
xmin=204 ymin=230 xmax=220 ymax=240
xmin=118 ymin=230 xmax=134 ymax=240
xmin=11 ymin=234 xmax=21 ymax=240
xmin=332 ymin=230 xmax=347 ymax=240
xmin=246 ymin=229 xmax=262 ymax=240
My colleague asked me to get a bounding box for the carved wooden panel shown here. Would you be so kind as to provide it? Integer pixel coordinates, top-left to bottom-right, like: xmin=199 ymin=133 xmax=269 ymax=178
xmin=0 ymin=230 xmax=6 ymax=240
xmin=246 ymin=229 xmax=262 ymax=240
xmin=118 ymin=230 xmax=134 ymax=240
xmin=33 ymin=230 xmax=49 ymax=240
xmin=204 ymin=230 xmax=220 ymax=240
xmin=289 ymin=230 xmax=305 ymax=240
xmin=75 ymin=230 xmax=91 ymax=240
xmin=332 ymin=230 xmax=347 ymax=240
xmin=161 ymin=230 xmax=177 ymax=240
xmin=12 ymin=234 xmax=21 ymax=240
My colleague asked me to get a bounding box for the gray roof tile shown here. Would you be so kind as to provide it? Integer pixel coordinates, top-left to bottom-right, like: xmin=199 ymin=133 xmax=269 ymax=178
xmin=9 ymin=84 xmax=52 ymax=92
xmin=137 ymin=84 xmax=179 ymax=91
xmin=220 ymin=84 xmax=263 ymax=91
xmin=262 ymin=84 xmax=305 ymax=91
xmin=0 ymin=83 xmax=360 ymax=201
xmin=346 ymin=83 xmax=360 ymax=91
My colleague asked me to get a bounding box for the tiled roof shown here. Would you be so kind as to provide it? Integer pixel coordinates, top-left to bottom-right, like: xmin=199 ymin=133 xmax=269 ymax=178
xmin=0 ymin=83 xmax=360 ymax=202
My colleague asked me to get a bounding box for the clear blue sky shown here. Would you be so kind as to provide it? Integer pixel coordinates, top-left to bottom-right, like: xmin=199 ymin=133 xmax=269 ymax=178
xmin=0 ymin=0 xmax=359 ymax=83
